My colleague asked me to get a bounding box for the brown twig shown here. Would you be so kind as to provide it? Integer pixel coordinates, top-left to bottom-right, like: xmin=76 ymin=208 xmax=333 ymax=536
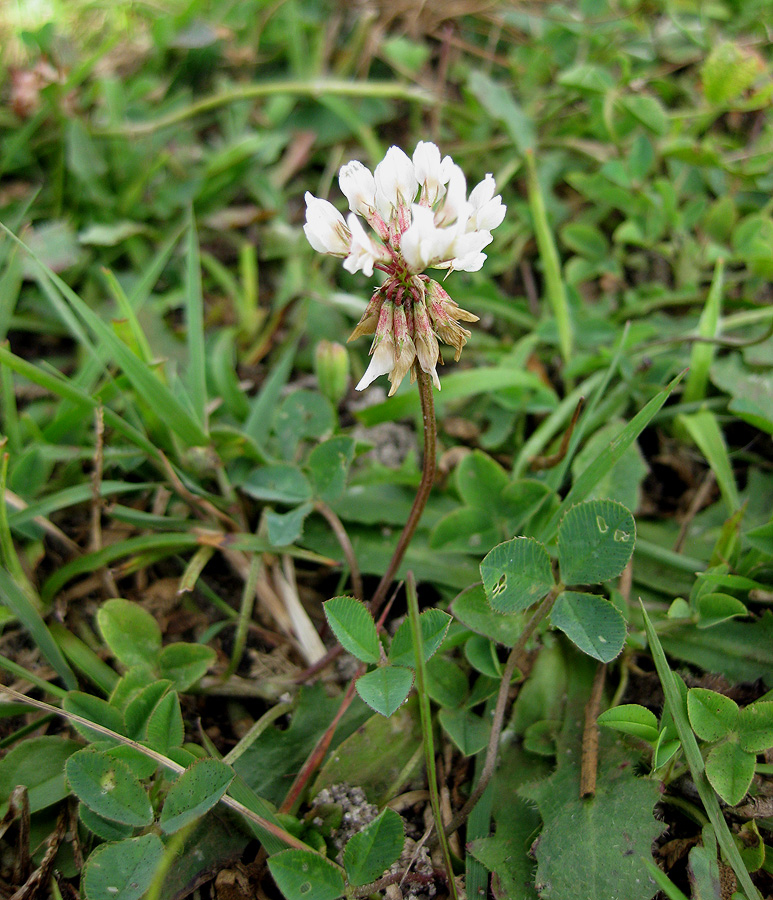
xmin=580 ymin=664 xmax=607 ymax=799
xmin=314 ymin=500 xmax=363 ymax=602
xmin=369 ymin=366 xmax=436 ymax=618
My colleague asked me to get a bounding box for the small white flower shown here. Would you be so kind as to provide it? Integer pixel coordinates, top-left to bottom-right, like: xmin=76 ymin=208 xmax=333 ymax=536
xmin=302 ymin=142 xmax=505 ymax=394
xmin=468 ymin=174 xmax=506 ymax=232
xmin=374 ymin=146 xmax=418 ymax=220
xmin=339 ymin=160 xmax=377 ymax=219
xmin=303 ymin=192 xmax=350 ymax=256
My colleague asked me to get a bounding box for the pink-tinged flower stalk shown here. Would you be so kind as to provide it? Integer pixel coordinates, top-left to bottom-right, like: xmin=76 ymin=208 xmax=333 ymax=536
xmin=303 ymin=141 xmax=506 ymax=394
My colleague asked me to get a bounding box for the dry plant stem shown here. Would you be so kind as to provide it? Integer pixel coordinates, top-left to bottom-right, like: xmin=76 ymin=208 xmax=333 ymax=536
xmin=580 ymin=663 xmax=607 ymax=799
xmin=443 ymin=587 xmax=561 ymax=839
xmin=369 ymin=366 xmax=436 ymax=618
xmin=278 ymin=675 xmax=360 ymax=815
xmin=314 ymin=500 xmax=364 ymax=602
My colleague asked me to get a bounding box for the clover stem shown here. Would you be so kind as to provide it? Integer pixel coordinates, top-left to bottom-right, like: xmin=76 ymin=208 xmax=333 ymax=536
xmin=369 ymin=365 xmax=436 ymax=617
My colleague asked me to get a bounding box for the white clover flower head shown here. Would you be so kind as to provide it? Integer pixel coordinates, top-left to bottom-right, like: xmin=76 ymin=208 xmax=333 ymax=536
xmin=303 ymin=142 xmax=506 ymax=393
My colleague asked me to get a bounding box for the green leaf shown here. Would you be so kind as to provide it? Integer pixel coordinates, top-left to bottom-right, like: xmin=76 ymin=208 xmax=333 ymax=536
xmin=705 ymin=741 xmax=755 ymax=806
xmin=159 ymin=758 xmax=234 ymax=834
xmin=268 ymin=850 xmax=345 ymax=900
xmin=307 ymin=436 xmax=355 ymax=503
xmin=558 ymin=499 xmax=635 ymax=585
xmin=274 ymin=390 xmax=334 ymax=459
xmin=438 ymin=707 xmax=490 ymax=756
xmin=550 ymin=592 xmax=627 ymax=663
xmin=97 ymin=598 xmax=162 ymax=669
xmin=157 ymin=642 xmax=216 ymax=691
xmin=678 ymin=410 xmax=740 ymax=515
xmin=324 ymin=597 xmax=380 ymax=664
xmin=343 ymin=808 xmax=405 ymax=886
xmin=451 ymin=583 xmax=526 ymax=646
xmin=145 ymin=690 xmax=184 ymax=752
xmin=465 ymin=634 xmax=502 ymax=677
xmin=184 ymin=214 xmax=207 ymax=427
xmin=687 ymin=688 xmax=739 ymax=742
xmin=356 ymin=667 xmax=413 ymax=718
xmin=455 ymin=450 xmax=509 ymax=509
xmin=124 ymin=681 xmax=172 ymax=740
xmin=66 ymin=748 xmax=153 ymax=826
xmin=696 ymin=592 xmax=747 ymax=628
xmin=481 ymin=537 xmax=554 ymax=614
xmin=620 ymin=94 xmax=668 ymax=135
xmin=389 ymin=609 xmax=451 ymax=668
xmin=82 ymin=833 xmax=164 ymax=900
xmin=79 ymin=803 xmax=135 ymax=842
xmin=425 ymin=655 xmax=469 ymax=708
xmin=561 ymin=222 xmax=608 ymax=261
xmin=597 ymin=705 xmax=659 ymax=743
xmin=737 ymin=702 xmax=773 ymax=753
xmin=63 ymin=691 xmax=125 ymax=744
xmin=242 ymin=463 xmax=313 ymax=504
xmin=0 ymin=736 xmax=80 ymax=813
xmin=702 ymin=41 xmax=762 ymax=105
xmin=467 ymin=70 xmax=535 ymax=153
xmin=266 ymin=502 xmax=313 ymax=547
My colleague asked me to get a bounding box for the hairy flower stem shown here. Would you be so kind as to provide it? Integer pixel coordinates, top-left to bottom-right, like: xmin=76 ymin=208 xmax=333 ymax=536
xmin=369 ymin=366 xmax=436 ymax=617
xmin=442 ymin=587 xmax=561 ymax=840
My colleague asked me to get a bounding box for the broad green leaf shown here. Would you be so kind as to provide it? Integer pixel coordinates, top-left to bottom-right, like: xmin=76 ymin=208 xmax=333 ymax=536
xmin=455 ymin=450 xmax=509 ymax=510
xmin=705 ymin=741 xmax=755 ymax=806
xmin=438 ymin=707 xmax=490 ymax=756
xmin=561 ymin=222 xmax=608 ymax=261
xmin=424 ymin=655 xmax=469 ymax=708
xmin=274 ymin=390 xmax=334 ymax=459
xmin=558 ymin=499 xmax=635 ymax=585
xmin=158 ymin=643 xmax=216 ymax=691
xmin=356 ymin=667 xmax=413 ymax=718
xmin=79 ymin=803 xmax=135 ymax=842
xmin=481 ymin=537 xmax=553 ymax=614
xmin=97 ymin=598 xmax=161 ymax=669
xmin=125 ymin=681 xmax=172 ymax=740
xmin=266 ymin=502 xmax=313 ymax=547
xmin=550 ymin=592 xmax=627 ymax=663
xmin=429 ymin=506 xmax=500 ymax=554
xmin=696 ymin=592 xmax=748 ymax=628
xmin=66 ymin=748 xmax=153 ymax=826
xmin=63 ymin=691 xmax=125 ymax=744
xmin=687 ymin=688 xmax=738 ymax=742
xmin=702 ymin=41 xmax=763 ymax=104
xmin=82 ymin=833 xmax=164 ymax=900
xmin=242 ymin=463 xmax=313 ymax=504
xmin=737 ymin=702 xmax=773 ymax=754
xmin=343 ymin=808 xmax=405 ymax=886
xmin=324 ymin=597 xmax=380 ymax=664
xmin=268 ymin=850 xmax=345 ymax=900
xmin=597 ymin=705 xmax=659 ymax=743
xmin=467 ymin=69 xmax=535 ymax=153
xmin=451 ymin=583 xmax=526 ymax=646
xmin=389 ymin=609 xmax=451 ymax=667
xmin=0 ymin=736 xmax=80 ymax=813
xmin=159 ymin=758 xmax=234 ymax=834
xmin=465 ymin=634 xmax=502 ymax=678
xmin=619 ymin=94 xmax=668 ymax=135
xmin=307 ymin=436 xmax=355 ymax=503
xmin=145 ymin=689 xmax=184 ymax=752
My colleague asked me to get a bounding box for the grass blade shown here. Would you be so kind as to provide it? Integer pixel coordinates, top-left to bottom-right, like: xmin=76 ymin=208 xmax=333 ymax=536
xmin=683 ymin=259 xmax=724 ymax=405
xmin=184 ymin=211 xmax=207 ymax=428
xmin=678 ymin=409 xmax=739 ymax=514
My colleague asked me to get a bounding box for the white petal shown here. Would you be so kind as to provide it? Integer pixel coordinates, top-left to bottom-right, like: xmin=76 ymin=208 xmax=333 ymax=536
xmin=413 ymin=141 xmax=445 ymax=203
xmin=401 ymin=205 xmax=455 ymax=272
xmin=303 ymin=192 xmax=350 ymax=255
xmin=435 ymin=164 xmax=469 ymax=229
xmin=339 ymin=160 xmax=377 ymax=217
xmin=374 ymin=146 xmax=418 ymax=218
xmin=468 ymin=175 xmax=506 ymax=232
xmin=343 ymin=213 xmax=387 ymax=276
xmin=355 ymin=341 xmax=395 ymax=390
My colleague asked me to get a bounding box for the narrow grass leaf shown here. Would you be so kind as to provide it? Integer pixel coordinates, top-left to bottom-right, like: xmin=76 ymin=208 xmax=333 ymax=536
xmin=683 ymin=259 xmax=724 ymax=404
xmin=184 ymin=212 xmax=207 ymax=426
xmin=82 ymin=833 xmax=164 ymax=900
xmin=66 ymin=748 xmax=153 ymax=826
xmin=159 ymin=758 xmax=234 ymax=834
xmin=268 ymin=849 xmax=345 ymax=900
xmin=640 ymin=604 xmax=762 ymax=899
xmin=343 ymin=808 xmax=405 ymax=886
xmin=678 ymin=410 xmax=739 ymax=514
xmin=0 ymin=568 xmax=77 ymax=689
xmin=324 ymin=597 xmax=380 ymax=664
